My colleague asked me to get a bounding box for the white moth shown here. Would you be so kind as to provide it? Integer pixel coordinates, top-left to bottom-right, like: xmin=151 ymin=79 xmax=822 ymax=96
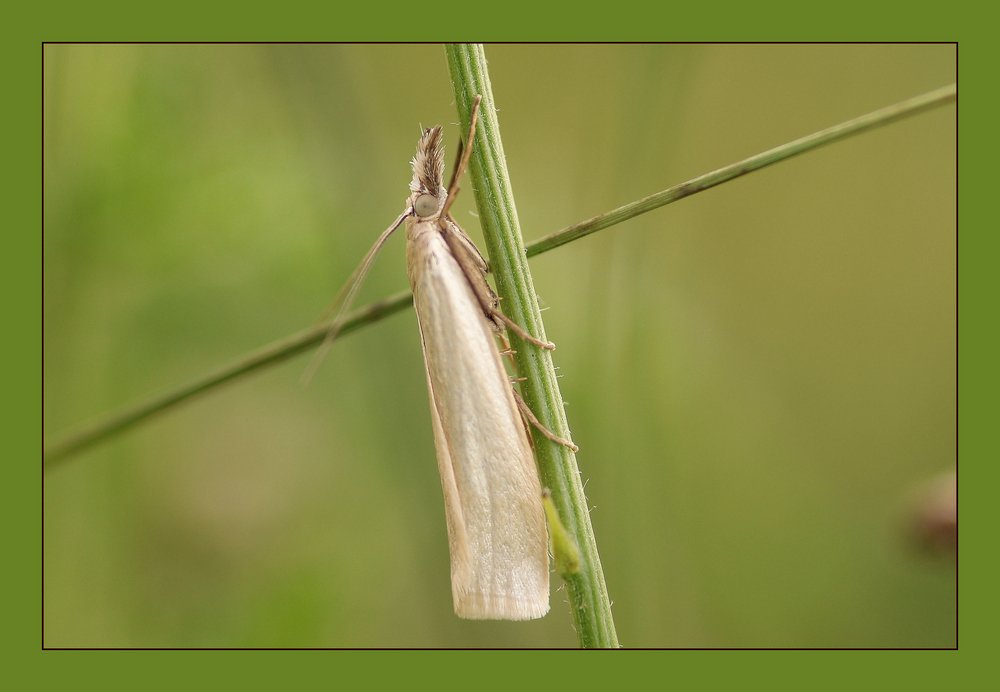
xmin=313 ymin=97 xmax=573 ymax=619
xmin=407 ymin=125 xmax=549 ymax=619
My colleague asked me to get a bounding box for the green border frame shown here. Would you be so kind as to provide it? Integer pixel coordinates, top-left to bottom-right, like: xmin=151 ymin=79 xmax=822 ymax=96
xmin=19 ymin=0 xmax=980 ymax=683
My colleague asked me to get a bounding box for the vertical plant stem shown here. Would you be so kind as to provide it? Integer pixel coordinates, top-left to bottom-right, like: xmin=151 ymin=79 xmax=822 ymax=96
xmin=445 ymin=44 xmax=619 ymax=648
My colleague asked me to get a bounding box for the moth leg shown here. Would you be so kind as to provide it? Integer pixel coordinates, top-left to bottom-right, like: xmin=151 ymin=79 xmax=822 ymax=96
xmin=441 ymin=219 xmax=555 ymax=351
xmin=500 ymin=324 xmax=575 ymax=452
xmin=489 ymin=306 xmax=556 ymax=351
xmin=440 ymin=95 xmax=482 ymax=221
xmin=510 ymin=388 xmax=579 ymax=453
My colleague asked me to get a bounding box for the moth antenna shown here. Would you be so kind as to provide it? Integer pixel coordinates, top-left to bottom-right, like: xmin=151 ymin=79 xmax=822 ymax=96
xmin=440 ymin=95 xmax=482 ymax=221
xmin=301 ymin=209 xmax=410 ymax=385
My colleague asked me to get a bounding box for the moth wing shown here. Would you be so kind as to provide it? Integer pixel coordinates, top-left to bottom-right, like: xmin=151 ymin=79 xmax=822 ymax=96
xmin=407 ymin=222 xmax=549 ymax=620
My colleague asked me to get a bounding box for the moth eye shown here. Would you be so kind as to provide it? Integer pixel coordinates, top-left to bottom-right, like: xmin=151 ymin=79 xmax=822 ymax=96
xmin=414 ymin=194 xmax=439 ymax=218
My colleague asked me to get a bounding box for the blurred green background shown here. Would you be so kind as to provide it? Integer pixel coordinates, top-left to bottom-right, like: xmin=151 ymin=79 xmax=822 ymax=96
xmin=43 ymin=44 xmax=955 ymax=647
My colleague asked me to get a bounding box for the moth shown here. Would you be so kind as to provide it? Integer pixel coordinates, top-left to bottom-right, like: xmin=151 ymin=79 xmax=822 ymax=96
xmin=313 ymin=96 xmax=575 ymax=620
